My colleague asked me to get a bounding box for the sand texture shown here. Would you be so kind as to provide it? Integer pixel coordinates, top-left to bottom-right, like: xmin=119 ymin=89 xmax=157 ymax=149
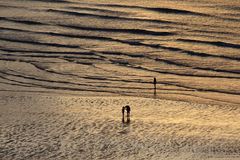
xmin=0 ymin=0 xmax=240 ymax=106
xmin=1 ymin=0 xmax=240 ymax=159
xmin=1 ymin=93 xmax=240 ymax=160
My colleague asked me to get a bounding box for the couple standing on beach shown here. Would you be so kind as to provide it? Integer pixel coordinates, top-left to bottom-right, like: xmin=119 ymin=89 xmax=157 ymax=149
xmin=121 ymin=78 xmax=157 ymax=123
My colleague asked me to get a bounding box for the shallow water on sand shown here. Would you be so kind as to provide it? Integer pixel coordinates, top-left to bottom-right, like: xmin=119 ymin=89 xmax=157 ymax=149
xmin=0 ymin=0 xmax=239 ymax=105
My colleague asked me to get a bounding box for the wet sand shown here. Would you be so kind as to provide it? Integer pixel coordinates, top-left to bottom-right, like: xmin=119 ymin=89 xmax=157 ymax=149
xmin=1 ymin=92 xmax=240 ymax=160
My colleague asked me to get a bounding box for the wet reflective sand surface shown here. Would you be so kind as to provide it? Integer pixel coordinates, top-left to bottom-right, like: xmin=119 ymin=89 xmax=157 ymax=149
xmin=0 ymin=0 xmax=239 ymax=105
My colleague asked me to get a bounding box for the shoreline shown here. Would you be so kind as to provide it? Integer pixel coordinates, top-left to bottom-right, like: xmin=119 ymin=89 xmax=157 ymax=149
xmin=0 ymin=90 xmax=239 ymax=107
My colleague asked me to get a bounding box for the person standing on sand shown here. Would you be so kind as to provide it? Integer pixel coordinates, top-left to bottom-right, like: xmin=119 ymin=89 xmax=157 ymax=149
xmin=125 ymin=105 xmax=131 ymax=117
xmin=122 ymin=105 xmax=131 ymax=124
xmin=126 ymin=105 xmax=131 ymax=124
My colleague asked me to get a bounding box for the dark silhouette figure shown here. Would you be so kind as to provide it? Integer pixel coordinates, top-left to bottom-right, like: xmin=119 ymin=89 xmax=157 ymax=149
xmin=126 ymin=115 xmax=130 ymax=124
xmin=153 ymin=77 xmax=157 ymax=96
xmin=125 ymin=105 xmax=131 ymax=117
xmin=122 ymin=105 xmax=131 ymax=124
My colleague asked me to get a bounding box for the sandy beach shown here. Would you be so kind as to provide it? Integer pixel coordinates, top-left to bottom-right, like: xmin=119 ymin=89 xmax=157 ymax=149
xmin=1 ymin=92 xmax=240 ymax=160
xmin=1 ymin=0 xmax=240 ymax=159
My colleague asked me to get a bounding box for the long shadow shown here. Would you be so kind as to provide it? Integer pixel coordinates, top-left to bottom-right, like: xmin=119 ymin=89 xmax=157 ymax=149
xmin=0 ymin=17 xmax=45 ymax=25
xmin=66 ymin=6 xmax=131 ymax=15
xmin=178 ymin=38 xmax=240 ymax=49
xmin=0 ymin=37 xmax=80 ymax=49
xmin=24 ymin=0 xmax=71 ymax=3
xmin=59 ymin=24 xmax=175 ymax=36
xmin=94 ymin=3 xmax=240 ymax=22
xmin=155 ymin=58 xmax=240 ymax=75
xmin=0 ymin=48 xmax=97 ymax=56
xmin=96 ymin=3 xmax=208 ymax=16
xmin=47 ymin=9 xmax=179 ymax=25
